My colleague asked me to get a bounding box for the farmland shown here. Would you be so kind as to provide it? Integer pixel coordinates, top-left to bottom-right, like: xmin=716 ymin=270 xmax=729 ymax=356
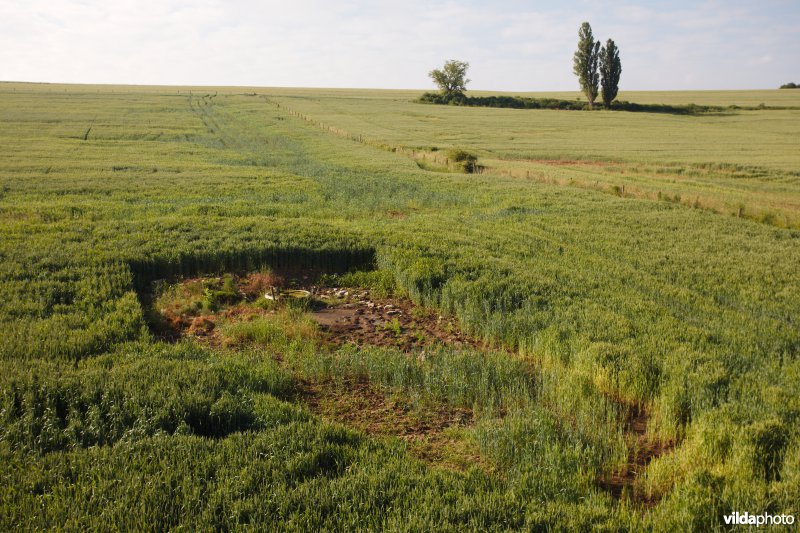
xmin=0 ymin=82 xmax=799 ymax=530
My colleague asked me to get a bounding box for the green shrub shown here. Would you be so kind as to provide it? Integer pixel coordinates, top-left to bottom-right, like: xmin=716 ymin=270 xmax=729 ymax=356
xmin=446 ymin=149 xmax=478 ymax=173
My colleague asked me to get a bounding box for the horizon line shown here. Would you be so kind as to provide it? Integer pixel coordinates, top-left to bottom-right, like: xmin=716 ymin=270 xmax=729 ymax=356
xmin=0 ymin=80 xmax=788 ymax=93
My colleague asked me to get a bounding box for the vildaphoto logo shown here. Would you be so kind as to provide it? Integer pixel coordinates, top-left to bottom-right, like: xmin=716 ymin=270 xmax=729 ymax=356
xmin=723 ymin=511 xmax=795 ymax=527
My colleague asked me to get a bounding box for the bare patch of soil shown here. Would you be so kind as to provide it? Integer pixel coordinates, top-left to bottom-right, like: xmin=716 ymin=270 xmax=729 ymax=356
xmin=598 ymin=403 xmax=676 ymax=506
xmin=311 ymin=287 xmax=484 ymax=351
xmin=299 ymin=379 xmax=486 ymax=471
xmin=187 ymin=316 xmax=216 ymax=336
xmin=147 ymin=271 xmax=485 ymax=353
xmin=145 ymin=271 xmax=491 ymax=471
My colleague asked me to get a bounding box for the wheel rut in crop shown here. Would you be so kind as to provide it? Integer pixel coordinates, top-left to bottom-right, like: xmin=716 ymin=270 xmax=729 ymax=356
xmin=598 ymin=403 xmax=676 ymax=506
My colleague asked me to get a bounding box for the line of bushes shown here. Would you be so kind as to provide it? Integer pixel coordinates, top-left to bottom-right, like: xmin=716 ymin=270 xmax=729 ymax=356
xmin=419 ymin=92 xmax=587 ymax=110
xmin=418 ymin=92 xmax=734 ymax=115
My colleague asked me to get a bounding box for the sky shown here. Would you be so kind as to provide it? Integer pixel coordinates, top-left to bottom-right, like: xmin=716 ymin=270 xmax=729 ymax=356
xmin=0 ymin=0 xmax=798 ymax=91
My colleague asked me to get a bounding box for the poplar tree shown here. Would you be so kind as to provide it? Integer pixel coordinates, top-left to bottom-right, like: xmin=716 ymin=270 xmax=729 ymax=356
xmin=600 ymin=39 xmax=622 ymax=106
xmin=573 ymin=22 xmax=600 ymax=108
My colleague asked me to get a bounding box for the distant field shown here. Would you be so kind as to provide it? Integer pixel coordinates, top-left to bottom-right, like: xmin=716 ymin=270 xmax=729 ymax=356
xmin=267 ymin=87 xmax=800 ymax=227
xmin=6 ymin=81 xmax=799 ymax=106
xmin=474 ymin=88 xmax=800 ymax=107
xmin=0 ymin=83 xmax=798 ymax=530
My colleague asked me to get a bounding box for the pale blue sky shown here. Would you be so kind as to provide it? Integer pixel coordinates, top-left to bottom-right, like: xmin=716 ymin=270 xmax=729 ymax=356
xmin=0 ymin=0 xmax=797 ymax=90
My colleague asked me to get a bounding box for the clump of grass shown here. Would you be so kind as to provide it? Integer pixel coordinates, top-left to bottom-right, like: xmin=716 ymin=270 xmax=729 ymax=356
xmin=382 ymin=317 xmax=402 ymax=336
xmin=201 ymin=274 xmax=239 ymax=311
xmin=240 ymin=268 xmax=284 ymax=300
xmin=154 ymin=279 xmax=206 ymax=317
xmin=320 ymin=269 xmax=396 ymax=298
xmin=220 ymin=308 xmax=321 ymax=351
xmin=447 ymin=148 xmax=478 ymax=173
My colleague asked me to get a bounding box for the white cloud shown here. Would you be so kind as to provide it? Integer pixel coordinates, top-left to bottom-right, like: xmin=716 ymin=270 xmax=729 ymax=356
xmin=0 ymin=0 xmax=797 ymax=89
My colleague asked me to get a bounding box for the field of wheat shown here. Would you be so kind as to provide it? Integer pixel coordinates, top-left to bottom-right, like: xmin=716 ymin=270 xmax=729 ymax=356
xmin=0 ymin=82 xmax=798 ymax=529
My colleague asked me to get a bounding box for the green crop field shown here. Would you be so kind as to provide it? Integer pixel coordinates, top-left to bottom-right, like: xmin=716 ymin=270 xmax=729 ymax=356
xmin=0 ymin=82 xmax=798 ymax=530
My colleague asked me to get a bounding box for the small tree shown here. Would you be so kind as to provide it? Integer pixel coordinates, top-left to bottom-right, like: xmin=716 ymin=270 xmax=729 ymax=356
xmin=573 ymin=22 xmax=600 ymax=108
xmin=599 ymin=39 xmax=622 ymax=106
xmin=429 ymin=60 xmax=470 ymax=99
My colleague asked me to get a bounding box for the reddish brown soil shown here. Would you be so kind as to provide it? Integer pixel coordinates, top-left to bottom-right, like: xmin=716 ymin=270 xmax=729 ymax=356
xmin=239 ymin=271 xmax=284 ymax=299
xmin=149 ymin=273 xmax=485 ymax=353
xmin=187 ymin=316 xmax=216 ymax=336
xmin=598 ymin=403 xmax=675 ymax=506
